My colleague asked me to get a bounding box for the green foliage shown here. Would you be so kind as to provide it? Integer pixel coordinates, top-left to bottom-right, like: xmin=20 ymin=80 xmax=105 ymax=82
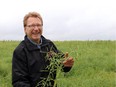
xmin=0 ymin=40 xmax=115 ymax=87
xmin=0 ymin=41 xmax=19 ymax=87
xmin=36 ymin=51 xmax=64 ymax=87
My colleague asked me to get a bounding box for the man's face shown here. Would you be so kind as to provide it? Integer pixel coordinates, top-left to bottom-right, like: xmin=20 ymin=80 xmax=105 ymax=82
xmin=25 ymin=17 xmax=43 ymax=43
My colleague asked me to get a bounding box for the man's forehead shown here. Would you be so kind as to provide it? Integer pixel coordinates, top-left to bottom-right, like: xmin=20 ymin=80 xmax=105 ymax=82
xmin=27 ymin=17 xmax=42 ymax=24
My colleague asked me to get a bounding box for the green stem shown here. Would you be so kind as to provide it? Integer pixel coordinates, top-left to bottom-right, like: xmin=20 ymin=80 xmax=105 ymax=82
xmin=53 ymin=66 xmax=62 ymax=87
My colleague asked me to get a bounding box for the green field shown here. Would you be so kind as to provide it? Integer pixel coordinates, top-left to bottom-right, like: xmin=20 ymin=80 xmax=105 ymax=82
xmin=0 ymin=40 xmax=115 ymax=87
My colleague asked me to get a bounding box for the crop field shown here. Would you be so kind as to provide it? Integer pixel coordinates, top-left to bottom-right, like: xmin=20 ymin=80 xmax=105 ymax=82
xmin=0 ymin=40 xmax=115 ymax=87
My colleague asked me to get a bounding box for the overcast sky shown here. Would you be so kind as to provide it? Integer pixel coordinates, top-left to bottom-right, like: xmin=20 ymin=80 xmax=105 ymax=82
xmin=0 ymin=0 xmax=116 ymax=41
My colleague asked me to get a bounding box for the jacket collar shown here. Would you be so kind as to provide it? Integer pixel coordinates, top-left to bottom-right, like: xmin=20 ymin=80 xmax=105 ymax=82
xmin=27 ymin=36 xmax=42 ymax=46
xmin=24 ymin=35 xmax=51 ymax=51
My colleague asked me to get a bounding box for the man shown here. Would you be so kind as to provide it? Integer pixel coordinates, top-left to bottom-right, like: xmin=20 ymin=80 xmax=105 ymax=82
xmin=12 ymin=12 xmax=74 ymax=87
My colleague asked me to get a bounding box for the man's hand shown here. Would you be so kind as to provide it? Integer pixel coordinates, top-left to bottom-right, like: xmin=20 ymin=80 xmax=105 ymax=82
xmin=63 ymin=52 xmax=74 ymax=67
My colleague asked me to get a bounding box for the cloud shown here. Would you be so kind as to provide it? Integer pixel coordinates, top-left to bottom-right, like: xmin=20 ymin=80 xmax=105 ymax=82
xmin=0 ymin=0 xmax=116 ymax=40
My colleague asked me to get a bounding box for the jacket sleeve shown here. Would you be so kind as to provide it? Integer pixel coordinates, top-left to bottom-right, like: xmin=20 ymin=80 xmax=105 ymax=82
xmin=62 ymin=66 xmax=72 ymax=72
xmin=12 ymin=48 xmax=30 ymax=87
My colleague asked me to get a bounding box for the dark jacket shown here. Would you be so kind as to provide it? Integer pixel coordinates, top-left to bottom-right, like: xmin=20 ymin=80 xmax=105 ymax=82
xmin=12 ymin=36 xmax=71 ymax=87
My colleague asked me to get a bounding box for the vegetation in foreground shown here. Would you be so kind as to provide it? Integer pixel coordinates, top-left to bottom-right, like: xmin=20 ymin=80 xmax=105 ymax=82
xmin=0 ymin=40 xmax=115 ymax=87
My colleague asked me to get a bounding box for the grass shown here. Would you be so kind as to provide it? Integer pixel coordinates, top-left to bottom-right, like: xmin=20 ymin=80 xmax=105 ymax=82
xmin=0 ymin=41 xmax=18 ymax=87
xmin=0 ymin=40 xmax=115 ymax=87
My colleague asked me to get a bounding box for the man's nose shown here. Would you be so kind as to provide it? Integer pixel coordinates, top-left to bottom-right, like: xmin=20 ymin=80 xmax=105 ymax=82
xmin=33 ymin=26 xmax=39 ymax=30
